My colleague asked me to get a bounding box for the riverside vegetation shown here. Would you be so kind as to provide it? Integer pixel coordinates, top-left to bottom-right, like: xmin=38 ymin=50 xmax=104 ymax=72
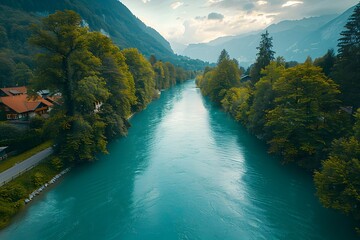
xmin=196 ymin=3 xmax=360 ymax=233
xmin=0 ymin=10 xmax=195 ymax=228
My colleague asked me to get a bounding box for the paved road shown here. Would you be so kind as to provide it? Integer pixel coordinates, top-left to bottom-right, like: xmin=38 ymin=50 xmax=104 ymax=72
xmin=0 ymin=147 xmax=53 ymax=186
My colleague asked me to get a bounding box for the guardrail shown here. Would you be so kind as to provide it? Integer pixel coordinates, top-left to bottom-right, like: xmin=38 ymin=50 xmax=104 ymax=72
xmin=0 ymin=148 xmax=53 ymax=187
xmin=0 ymin=164 xmax=37 ymax=187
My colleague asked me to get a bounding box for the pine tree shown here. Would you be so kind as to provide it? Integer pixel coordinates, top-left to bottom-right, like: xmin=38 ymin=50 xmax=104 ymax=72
xmin=250 ymin=31 xmax=275 ymax=83
xmin=334 ymin=3 xmax=360 ymax=108
xmin=218 ymin=49 xmax=230 ymax=64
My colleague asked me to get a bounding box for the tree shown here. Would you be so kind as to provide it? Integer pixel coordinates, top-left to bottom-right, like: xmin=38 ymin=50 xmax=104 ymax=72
xmin=153 ymin=61 xmax=165 ymax=89
xmin=250 ymin=31 xmax=275 ymax=83
xmin=265 ymin=61 xmax=341 ymax=168
xmin=218 ymin=49 xmax=230 ymax=64
xmin=30 ymin=10 xmax=99 ymax=117
xmin=314 ymin=49 xmax=336 ymax=77
xmin=87 ymin=31 xmax=135 ymax=118
xmin=165 ymin=62 xmax=176 ymax=86
xmin=248 ymin=61 xmax=285 ymax=137
xmin=221 ymin=87 xmax=251 ymax=124
xmin=122 ymin=48 xmax=155 ymax=111
xmin=29 ymin=11 xmax=117 ymax=163
xmin=333 ymin=3 xmax=360 ymax=108
xmin=210 ymin=57 xmax=241 ymax=103
xmin=314 ymin=109 xmax=360 ymax=222
xmin=13 ymin=62 xmax=32 ymax=86
xmin=0 ymin=55 xmax=15 ymax=87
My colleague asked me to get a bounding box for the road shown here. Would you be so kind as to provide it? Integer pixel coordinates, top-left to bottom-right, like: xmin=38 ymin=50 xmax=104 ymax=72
xmin=0 ymin=147 xmax=53 ymax=186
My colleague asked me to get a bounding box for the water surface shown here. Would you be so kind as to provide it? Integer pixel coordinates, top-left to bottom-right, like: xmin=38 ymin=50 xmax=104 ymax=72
xmin=0 ymin=80 xmax=357 ymax=239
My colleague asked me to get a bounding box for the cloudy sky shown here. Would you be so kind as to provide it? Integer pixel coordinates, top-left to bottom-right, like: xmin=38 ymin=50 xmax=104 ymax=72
xmin=120 ymin=0 xmax=357 ymax=46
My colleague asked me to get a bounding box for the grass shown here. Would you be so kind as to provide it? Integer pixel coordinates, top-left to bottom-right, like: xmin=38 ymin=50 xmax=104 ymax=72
xmin=0 ymin=155 xmax=65 ymax=229
xmin=0 ymin=141 xmax=53 ymax=173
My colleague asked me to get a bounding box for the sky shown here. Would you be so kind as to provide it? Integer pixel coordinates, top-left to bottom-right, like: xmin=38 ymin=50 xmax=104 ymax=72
xmin=120 ymin=0 xmax=357 ymax=47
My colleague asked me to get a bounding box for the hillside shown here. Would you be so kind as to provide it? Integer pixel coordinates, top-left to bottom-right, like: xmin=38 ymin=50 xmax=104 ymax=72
xmin=0 ymin=0 xmax=209 ymax=73
xmin=182 ymin=6 xmax=355 ymax=66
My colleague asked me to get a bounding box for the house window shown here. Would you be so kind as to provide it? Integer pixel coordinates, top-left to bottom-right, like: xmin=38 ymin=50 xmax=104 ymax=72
xmin=6 ymin=114 xmax=11 ymax=120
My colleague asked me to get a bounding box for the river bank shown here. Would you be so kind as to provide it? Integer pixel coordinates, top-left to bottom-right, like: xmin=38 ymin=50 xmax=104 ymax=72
xmin=1 ymin=80 xmax=357 ymax=240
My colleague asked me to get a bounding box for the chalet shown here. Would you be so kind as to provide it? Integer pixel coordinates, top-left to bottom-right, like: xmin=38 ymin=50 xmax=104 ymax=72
xmin=0 ymin=86 xmax=27 ymax=97
xmin=0 ymin=87 xmax=53 ymax=120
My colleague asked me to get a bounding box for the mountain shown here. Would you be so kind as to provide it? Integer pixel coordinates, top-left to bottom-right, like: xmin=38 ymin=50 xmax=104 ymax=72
xmin=182 ymin=6 xmax=355 ymax=66
xmin=288 ymin=6 xmax=355 ymax=60
xmin=0 ymin=0 xmax=173 ymax=57
xmin=0 ymin=0 xmax=209 ymax=70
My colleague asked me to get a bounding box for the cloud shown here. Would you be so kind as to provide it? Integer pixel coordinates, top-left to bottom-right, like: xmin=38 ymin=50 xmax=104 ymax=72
xmin=243 ymin=3 xmax=255 ymax=11
xmin=142 ymin=0 xmax=150 ymax=3
xmin=169 ymin=9 xmax=277 ymax=44
xmin=208 ymin=12 xmax=224 ymax=20
xmin=282 ymin=1 xmax=303 ymax=8
xmin=257 ymin=1 xmax=267 ymax=5
xmin=171 ymin=1 xmax=184 ymax=9
xmin=195 ymin=16 xmax=207 ymax=20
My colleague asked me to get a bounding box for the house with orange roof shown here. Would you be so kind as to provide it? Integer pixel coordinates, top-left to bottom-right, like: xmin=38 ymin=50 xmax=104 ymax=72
xmin=0 ymin=87 xmax=53 ymax=120
xmin=0 ymin=86 xmax=27 ymax=97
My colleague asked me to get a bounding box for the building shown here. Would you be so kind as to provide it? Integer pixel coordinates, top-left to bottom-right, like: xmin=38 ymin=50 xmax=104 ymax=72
xmin=0 ymin=86 xmax=27 ymax=97
xmin=0 ymin=146 xmax=8 ymax=161
xmin=0 ymin=87 xmax=53 ymax=120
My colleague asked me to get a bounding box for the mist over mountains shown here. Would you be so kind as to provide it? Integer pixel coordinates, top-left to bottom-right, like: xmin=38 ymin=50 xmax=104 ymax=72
xmin=180 ymin=5 xmax=356 ymax=66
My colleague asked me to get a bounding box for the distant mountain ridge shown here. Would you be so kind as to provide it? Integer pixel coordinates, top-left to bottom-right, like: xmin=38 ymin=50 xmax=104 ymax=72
xmin=182 ymin=5 xmax=356 ymax=66
xmin=0 ymin=0 xmax=209 ymax=70
xmin=0 ymin=0 xmax=173 ymax=57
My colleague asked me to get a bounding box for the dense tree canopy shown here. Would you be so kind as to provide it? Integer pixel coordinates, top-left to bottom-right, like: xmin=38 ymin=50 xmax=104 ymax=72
xmin=247 ymin=61 xmax=284 ymax=137
xmin=265 ymin=62 xmax=341 ymax=168
xmin=197 ymin=49 xmax=241 ymax=104
xmin=29 ymin=10 xmax=193 ymax=163
xmin=315 ymin=109 xmax=360 ymax=221
xmin=122 ymin=48 xmax=155 ymax=111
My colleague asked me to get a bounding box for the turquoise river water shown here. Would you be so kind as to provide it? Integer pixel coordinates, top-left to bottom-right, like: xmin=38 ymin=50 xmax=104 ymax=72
xmin=0 ymin=80 xmax=357 ymax=239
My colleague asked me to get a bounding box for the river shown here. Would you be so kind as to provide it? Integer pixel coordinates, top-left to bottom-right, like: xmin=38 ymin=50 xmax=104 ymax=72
xmin=0 ymin=80 xmax=357 ymax=239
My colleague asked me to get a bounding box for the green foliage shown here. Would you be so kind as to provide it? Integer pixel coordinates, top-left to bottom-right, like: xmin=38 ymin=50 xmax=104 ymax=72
xmin=0 ymin=0 xmax=210 ymax=71
xmin=0 ymin=122 xmax=22 ymax=141
xmin=0 ymin=184 xmax=26 ymax=202
xmin=247 ymin=62 xmax=285 ymax=137
xmin=51 ymin=157 xmax=64 ymax=171
xmin=87 ymin=31 xmax=135 ymax=118
xmin=153 ymin=61 xmax=165 ymax=89
xmin=0 ymin=5 xmax=38 ymax=87
xmin=315 ymin=135 xmax=360 ymax=221
xmin=0 ymin=155 xmax=67 ymax=229
xmin=198 ymin=50 xmax=241 ymax=104
xmin=265 ymin=62 xmax=341 ymax=168
xmin=32 ymin=172 xmax=44 ymax=187
xmin=218 ymin=49 xmax=230 ymax=64
xmin=221 ymin=87 xmax=251 ymax=124
xmin=29 ymin=11 xmax=121 ymax=162
xmin=314 ymin=49 xmax=336 ymax=77
xmin=333 ymin=3 xmax=360 ymax=108
xmin=250 ymin=31 xmax=275 ymax=83
xmin=122 ymin=48 xmax=155 ymax=111
xmin=29 ymin=115 xmax=45 ymax=129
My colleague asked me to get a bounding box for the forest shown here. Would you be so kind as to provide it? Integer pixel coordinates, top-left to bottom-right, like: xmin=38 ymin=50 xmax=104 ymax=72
xmin=196 ymin=3 xmax=360 ymax=231
xmin=0 ymin=10 xmax=195 ymax=162
xmin=0 ymin=10 xmax=196 ymax=227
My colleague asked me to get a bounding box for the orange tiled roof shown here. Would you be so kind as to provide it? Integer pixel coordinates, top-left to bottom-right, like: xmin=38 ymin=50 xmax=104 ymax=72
xmin=0 ymin=86 xmax=27 ymax=96
xmin=0 ymin=94 xmax=53 ymax=113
